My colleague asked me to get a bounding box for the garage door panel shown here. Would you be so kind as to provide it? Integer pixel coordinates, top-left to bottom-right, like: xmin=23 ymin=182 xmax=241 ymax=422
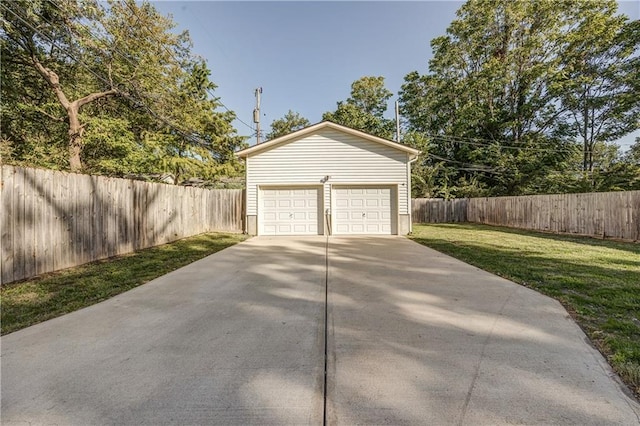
xmin=352 ymin=224 xmax=365 ymax=232
xmin=334 ymin=186 xmax=394 ymax=235
xmin=335 ymin=224 xmax=349 ymax=233
xmin=293 ymin=224 xmax=311 ymax=233
xmin=278 ymin=224 xmax=292 ymax=233
xmin=261 ymin=187 xmax=321 ymax=235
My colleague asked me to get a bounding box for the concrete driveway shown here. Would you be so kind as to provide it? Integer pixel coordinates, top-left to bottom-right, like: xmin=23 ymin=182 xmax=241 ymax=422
xmin=2 ymin=236 xmax=639 ymax=425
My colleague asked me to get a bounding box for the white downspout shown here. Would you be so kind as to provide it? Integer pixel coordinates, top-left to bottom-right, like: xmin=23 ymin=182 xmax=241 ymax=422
xmin=244 ymin=156 xmax=249 ymax=234
xmin=407 ymin=156 xmax=418 ymax=234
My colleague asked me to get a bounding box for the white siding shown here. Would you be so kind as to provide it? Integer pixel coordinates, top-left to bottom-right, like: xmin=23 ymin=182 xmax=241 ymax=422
xmin=246 ymin=129 xmax=410 ymax=216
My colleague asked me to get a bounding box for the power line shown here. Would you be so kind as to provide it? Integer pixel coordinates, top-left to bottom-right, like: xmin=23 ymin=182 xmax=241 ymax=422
xmin=422 ymin=132 xmax=611 ymax=155
xmin=422 ymin=132 xmax=580 ymax=154
xmin=426 ymin=153 xmax=501 ymax=174
xmin=1 ymin=1 xmax=214 ymax=147
xmin=122 ymin=1 xmax=255 ymax=134
xmin=35 ymin=0 xmax=176 ymax=102
xmin=45 ymin=0 xmax=175 ymax=93
xmin=19 ymin=0 xmax=253 ymax=146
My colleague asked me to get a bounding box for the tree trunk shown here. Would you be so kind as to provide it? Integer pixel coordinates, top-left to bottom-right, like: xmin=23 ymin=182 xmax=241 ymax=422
xmin=67 ymin=102 xmax=83 ymax=172
xmin=582 ymin=85 xmax=592 ymax=173
xmin=31 ymin=56 xmax=117 ymax=172
xmin=583 ymin=138 xmax=589 ymax=172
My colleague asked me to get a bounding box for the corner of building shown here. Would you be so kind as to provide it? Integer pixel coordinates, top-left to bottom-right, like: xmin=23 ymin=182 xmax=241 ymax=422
xmin=399 ymin=214 xmax=411 ymax=235
xmin=246 ymin=215 xmax=257 ymax=235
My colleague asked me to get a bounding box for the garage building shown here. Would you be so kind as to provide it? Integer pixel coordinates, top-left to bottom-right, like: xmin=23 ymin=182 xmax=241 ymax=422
xmin=236 ymin=121 xmax=420 ymax=236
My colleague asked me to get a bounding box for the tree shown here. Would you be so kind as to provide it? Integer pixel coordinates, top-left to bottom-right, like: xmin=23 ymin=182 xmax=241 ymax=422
xmin=611 ymin=138 xmax=640 ymax=190
xmin=625 ymin=138 xmax=640 ymax=165
xmin=348 ymin=76 xmax=392 ymax=117
xmin=2 ymin=0 xmax=118 ymax=171
xmin=1 ymin=0 xmax=245 ymax=180
xmin=140 ymin=59 xmax=246 ymax=183
xmin=402 ymin=131 xmax=438 ymax=198
xmin=558 ymin=5 xmax=640 ymax=173
xmin=102 ymin=1 xmax=246 ymax=181
xmin=399 ymin=0 xmax=637 ymax=197
xmin=266 ymin=110 xmax=310 ymax=140
xmin=0 ymin=29 xmax=69 ymax=169
xmin=323 ymin=76 xmax=395 ymax=139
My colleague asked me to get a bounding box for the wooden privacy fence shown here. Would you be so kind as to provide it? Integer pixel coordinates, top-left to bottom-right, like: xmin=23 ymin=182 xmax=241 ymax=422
xmin=1 ymin=166 xmax=244 ymax=285
xmin=412 ymin=198 xmax=468 ymax=223
xmin=467 ymin=191 xmax=640 ymax=241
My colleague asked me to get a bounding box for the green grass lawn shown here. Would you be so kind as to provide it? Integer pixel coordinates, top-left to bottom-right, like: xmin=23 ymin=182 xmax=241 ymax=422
xmin=1 ymin=232 xmax=247 ymax=335
xmin=410 ymin=223 xmax=640 ymax=398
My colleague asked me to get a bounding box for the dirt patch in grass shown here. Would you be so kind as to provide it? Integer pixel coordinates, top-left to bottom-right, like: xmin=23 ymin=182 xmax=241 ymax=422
xmin=1 ymin=233 xmax=247 ymax=335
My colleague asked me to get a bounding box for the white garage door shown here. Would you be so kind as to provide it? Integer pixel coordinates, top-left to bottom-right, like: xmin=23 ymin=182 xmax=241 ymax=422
xmin=261 ymin=187 xmax=320 ymax=235
xmin=334 ymin=187 xmax=393 ymax=235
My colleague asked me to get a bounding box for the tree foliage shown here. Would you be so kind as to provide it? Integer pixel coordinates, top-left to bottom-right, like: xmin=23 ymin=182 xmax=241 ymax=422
xmin=323 ymin=76 xmax=395 ymax=139
xmin=400 ymin=0 xmax=639 ymax=197
xmin=1 ymin=0 xmax=245 ymax=182
xmin=266 ymin=110 xmax=310 ymax=140
xmin=558 ymin=5 xmax=640 ymax=173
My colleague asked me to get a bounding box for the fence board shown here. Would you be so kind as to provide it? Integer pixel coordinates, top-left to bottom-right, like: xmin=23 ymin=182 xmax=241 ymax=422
xmin=412 ymin=198 xmax=468 ymax=223
xmin=1 ymin=166 xmax=244 ymax=285
xmin=413 ymin=192 xmax=639 ymax=242
xmin=13 ymin=167 xmax=25 ymax=281
xmin=1 ymin=166 xmax=14 ymax=283
xmin=467 ymin=191 xmax=640 ymax=241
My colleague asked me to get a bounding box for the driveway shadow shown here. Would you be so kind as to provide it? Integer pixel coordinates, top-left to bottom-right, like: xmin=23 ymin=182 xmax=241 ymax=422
xmin=325 ymin=236 xmax=640 ymax=425
xmin=2 ymin=236 xmax=639 ymax=425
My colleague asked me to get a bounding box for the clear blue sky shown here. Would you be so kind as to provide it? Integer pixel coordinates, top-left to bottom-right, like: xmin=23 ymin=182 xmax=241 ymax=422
xmin=153 ymin=1 xmax=640 ymax=150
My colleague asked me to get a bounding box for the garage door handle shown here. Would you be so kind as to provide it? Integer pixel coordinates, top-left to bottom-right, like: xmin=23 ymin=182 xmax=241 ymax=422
xmin=362 ymin=213 xmax=366 ymax=218
xmin=290 ymin=213 xmax=293 ymax=218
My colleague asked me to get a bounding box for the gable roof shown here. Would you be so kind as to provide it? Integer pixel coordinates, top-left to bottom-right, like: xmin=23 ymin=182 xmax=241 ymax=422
xmin=235 ymin=121 xmax=421 ymax=159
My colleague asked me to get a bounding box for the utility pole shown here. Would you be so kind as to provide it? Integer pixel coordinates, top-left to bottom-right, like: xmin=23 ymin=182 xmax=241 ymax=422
xmin=253 ymin=87 xmax=262 ymax=144
xmin=395 ymin=100 xmax=401 ymax=142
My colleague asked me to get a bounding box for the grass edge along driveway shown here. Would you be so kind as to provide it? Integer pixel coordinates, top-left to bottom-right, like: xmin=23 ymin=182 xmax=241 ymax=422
xmin=410 ymin=223 xmax=640 ymax=399
xmin=1 ymin=232 xmax=247 ymax=335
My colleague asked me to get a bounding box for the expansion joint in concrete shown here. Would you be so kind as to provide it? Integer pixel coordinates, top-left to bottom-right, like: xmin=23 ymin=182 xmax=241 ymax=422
xmin=322 ymin=235 xmax=329 ymax=426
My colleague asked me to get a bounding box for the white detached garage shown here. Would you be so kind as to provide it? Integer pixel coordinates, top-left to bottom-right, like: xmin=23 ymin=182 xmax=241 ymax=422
xmin=236 ymin=121 xmax=420 ymax=236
